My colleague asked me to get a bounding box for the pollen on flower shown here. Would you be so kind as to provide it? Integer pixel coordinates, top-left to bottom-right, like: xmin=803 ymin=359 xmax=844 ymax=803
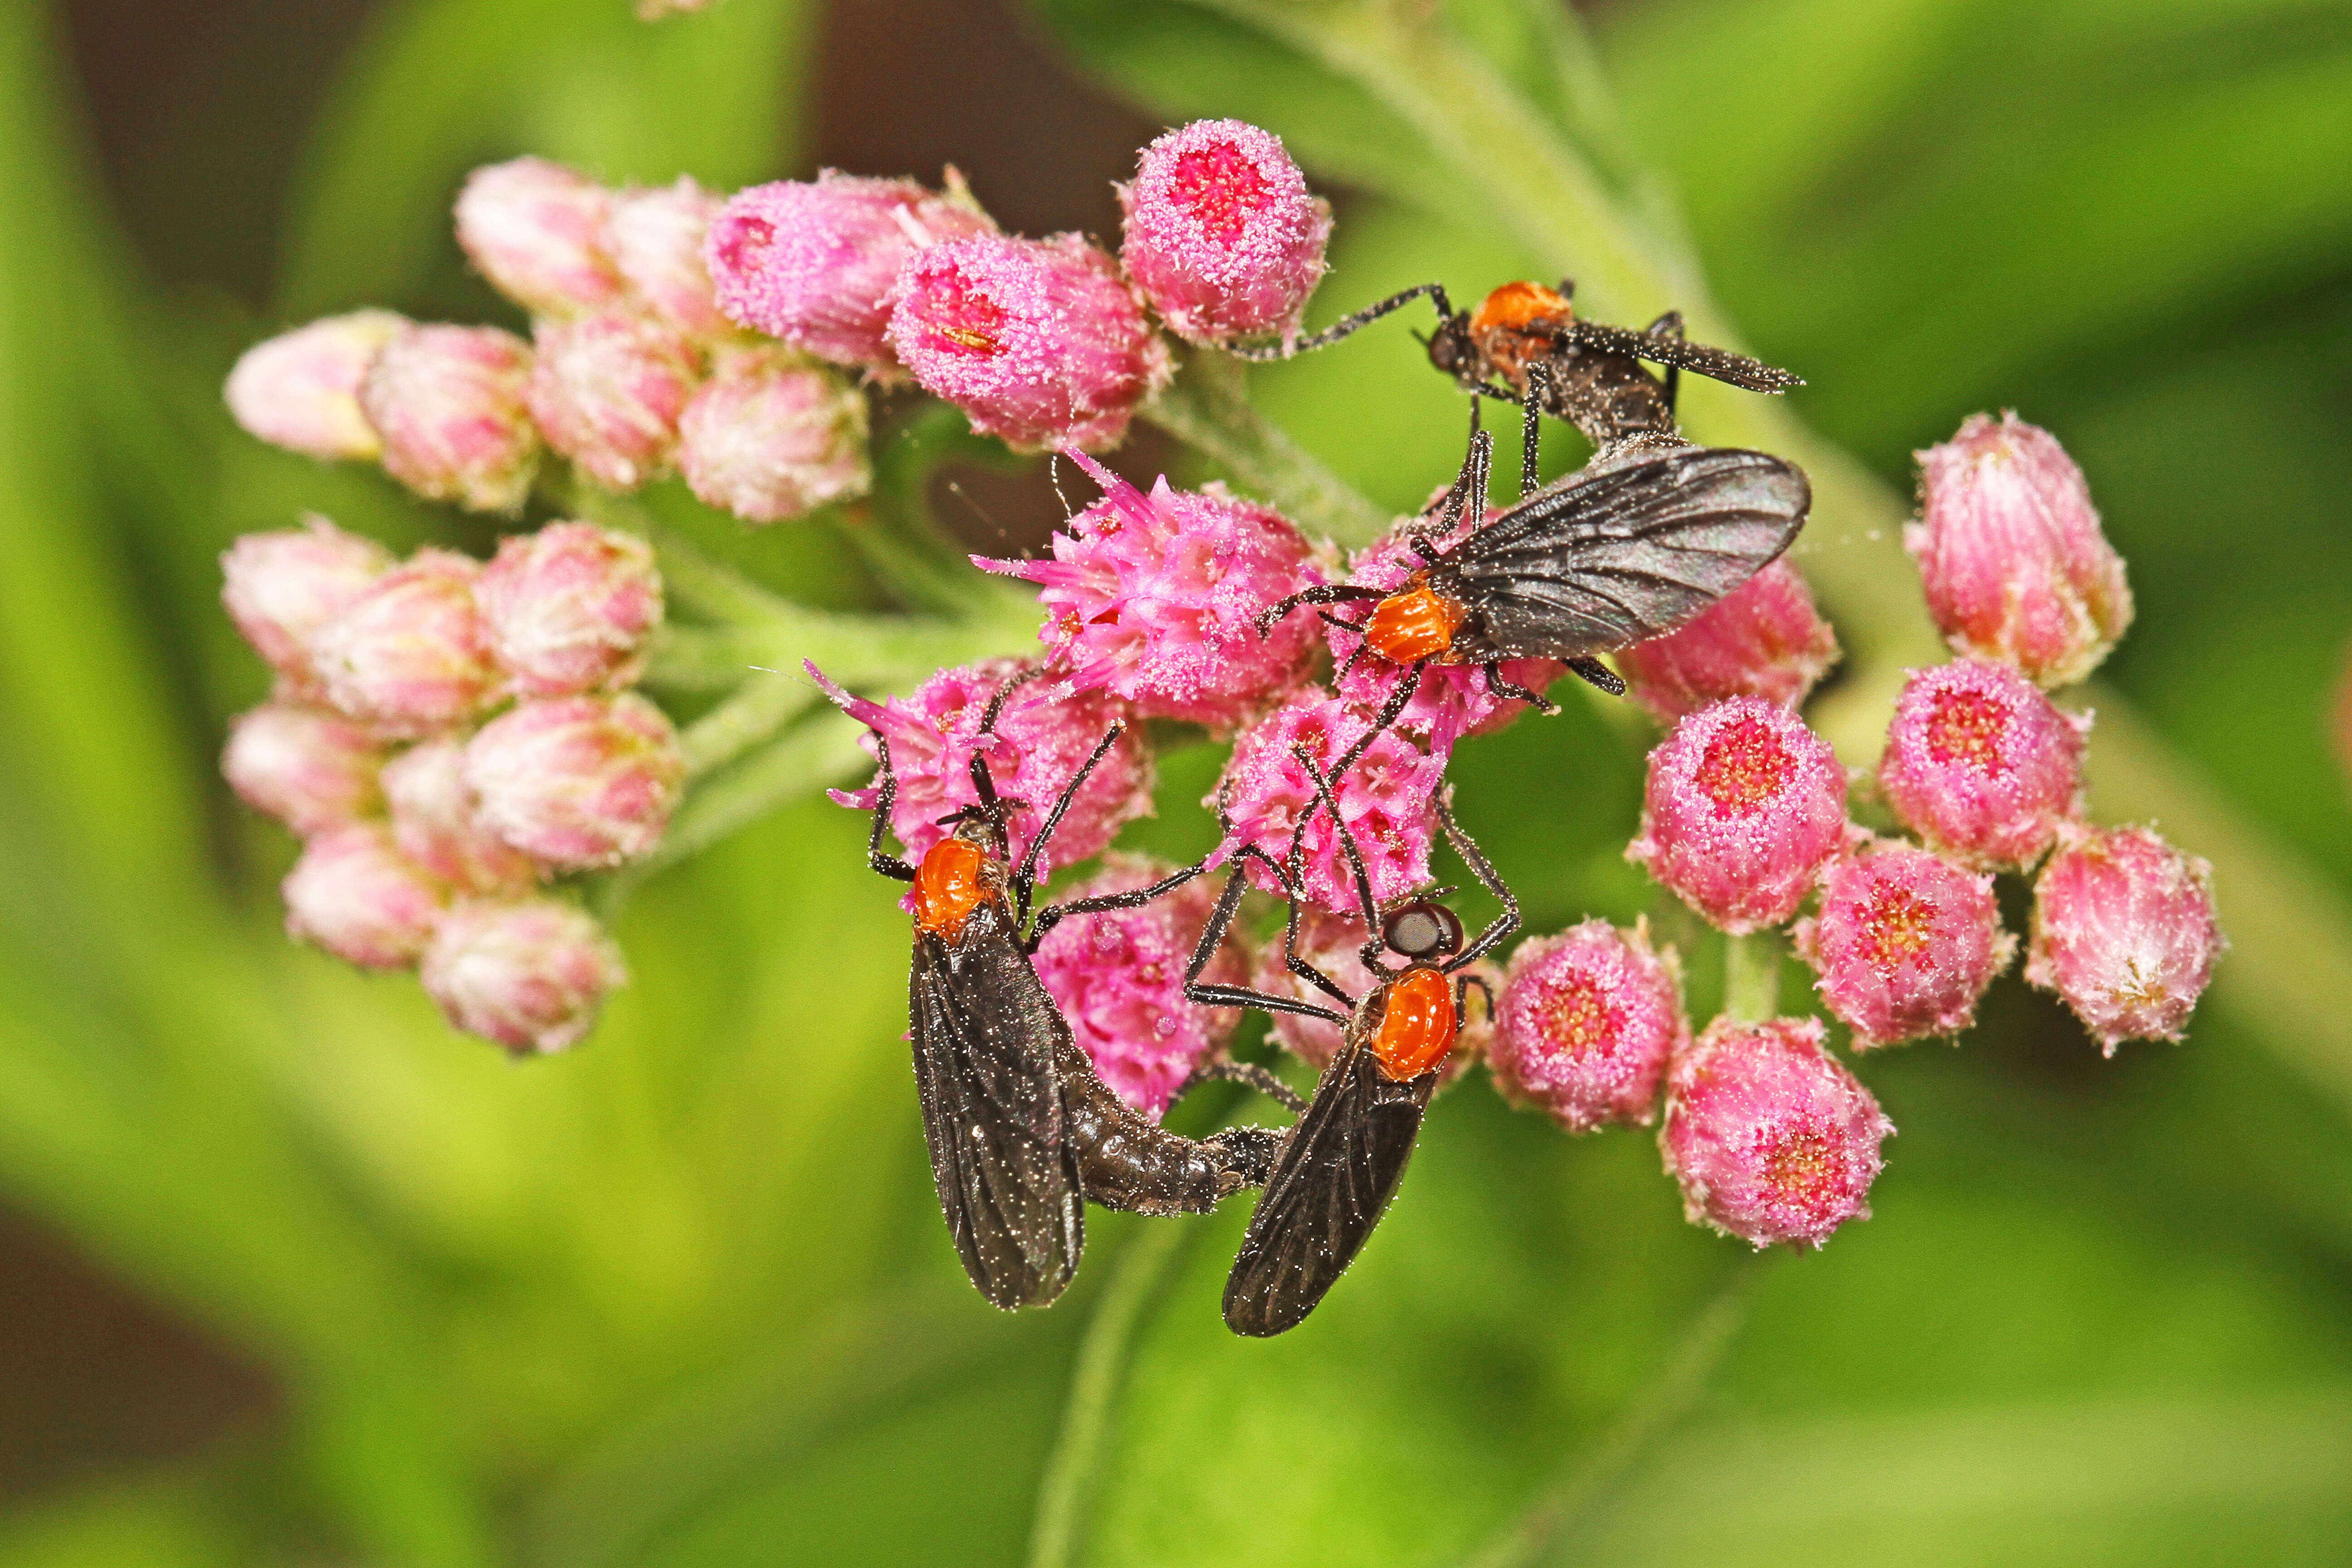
xmin=2025 ymin=823 xmax=2222 ymax=1053
xmin=1694 ymin=714 xmax=1798 ymax=812
xmin=1120 ymin=119 xmax=1330 ymax=348
xmin=1794 ymin=841 xmax=2014 ymax=1048
xmin=1879 ymin=659 xmax=2086 ymax=870
xmin=1491 ymin=919 xmax=1687 ymax=1131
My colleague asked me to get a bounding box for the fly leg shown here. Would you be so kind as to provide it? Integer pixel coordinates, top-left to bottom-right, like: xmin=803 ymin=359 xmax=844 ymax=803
xmin=1027 ymin=852 xmax=1208 ymax=951
xmin=1483 ymin=662 xmax=1562 ymax=716
xmin=1565 ymin=656 xmax=1627 ymax=696
xmin=1330 ymin=659 xmax=1425 ymax=783
xmin=1454 ymin=970 xmax=1497 ymax=1034
xmin=1009 ymin=719 xmax=1130 ymax=926
xmin=865 ymin=736 xmax=916 ymax=882
xmin=1255 ymin=582 xmax=1383 ymax=639
xmin=1292 ymin=746 xmax=1399 ymax=976
xmin=1184 ymin=860 xmax=1352 ymax=1024
xmin=1646 ymin=309 xmax=1686 ymax=418
xmin=1520 ymin=362 xmax=1548 ymax=499
xmin=1436 ymin=788 xmax=1519 ymax=969
xmin=1270 ymin=831 xmax=1356 ymax=1009
xmin=1176 ymin=1058 xmax=1310 ymax=1116
xmin=1224 ymin=281 xmax=1453 ymax=363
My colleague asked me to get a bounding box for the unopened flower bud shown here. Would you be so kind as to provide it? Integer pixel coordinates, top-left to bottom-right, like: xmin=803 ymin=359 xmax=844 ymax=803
xmin=1908 ymin=412 xmax=2133 ymax=687
xmin=1793 ymin=841 xmax=2014 ymax=1048
xmin=978 ymin=454 xmax=1322 ymax=732
xmin=887 ymin=232 xmax=1171 ymax=453
xmin=1615 ymin=558 xmax=1841 ymax=724
xmin=819 ymin=659 xmax=1150 ymax=879
xmin=526 ymin=313 xmax=702 ymax=491
xmin=1491 ymin=919 xmax=1687 ymax=1131
xmin=381 ymin=738 xmax=539 ymax=894
xmin=476 ymin=521 xmax=663 ymax=697
xmin=421 ymin=898 xmax=627 ymax=1054
xmin=359 ymin=324 xmax=541 ymax=513
xmin=464 ymin=693 xmax=684 ymax=869
xmin=311 ymin=548 xmax=500 ymax=736
xmin=706 ymin=171 xmax=993 ymax=370
xmin=1032 ymin=856 xmax=1244 ymax=1116
xmin=1245 ymin=904 xmax=1486 ymax=1085
xmin=1119 ymin=118 xmax=1331 ymax=348
xmin=224 ymin=310 xmax=406 ymax=461
xmin=1626 ymin=696 xmax=1847 ymax=933
xmin=223 ymin=704 xmax=385 ymax=835
xmin=677 ymin=346 xmax=870 ymax=522
xmin=1216 ymin=685 xmax=1446 ymax=915
xmin=2025 ymin=824 xmax=2222 ymax=1053
xmin=605 ymin=176 xmax=732 ymax=339
xmin=1661 ymin=1015 xmax=1892 ymax=1249
xmin=1878 ymin=659 xmax=2086 ymax=870
xmin=282 ymin=823 xmax=446 ymax=969
xmin=454 ymin=157 xmax=624 ymax=318
xmin=220 ymin=516 xmax=392 ymax=693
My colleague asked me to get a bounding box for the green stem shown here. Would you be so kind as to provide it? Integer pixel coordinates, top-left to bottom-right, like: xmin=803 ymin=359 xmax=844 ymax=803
xmin=1143 ymin=352 xmax=1390 ymax=546
xmin=677 ymin=675 xmax=813 ymax=779
xmin=1723 ymin=931 xmax=1782 ymax=1024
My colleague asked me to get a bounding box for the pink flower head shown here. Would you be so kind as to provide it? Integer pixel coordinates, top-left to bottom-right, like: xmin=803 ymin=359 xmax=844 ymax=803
xmin=381 ymin=737 xmax=540 ymax=894
xmin=1909 ymin=412 xmax=2133 ymax=688
xmin=1794 ymin=840 xmax=2015 ymax=1049
xmin=526 ymin=312 xmax=702 ymax=490
xmin=464 ymin=693 xmax=684 ymax=870
xmin=1245 ymin=903 xmax=1489 ymax=1084
xmin=359 ymin=323 xmax=541 ymax=513
xmin=1661 ymin=1015 xmax=1893 ymax=1249
xmin=1878 ymin=658 xmax=2087 ymax=870
xmin=477 ymin=521 xmax=664 ymax=697
xmin=1615 ymin=558 xmax=1841 ymax=725
xmin=605 ymin=176 xmax=733 ymax=340
xmin=705 ymin=171 xmax=993 ymax=370
xmin=1491 ymin=919 xmax=1688 ymax=1132
xmin=225 ymin=310 xmax=407 ymax=462
xmin=1119 ymin=118 xmax=1331 ymax=348
xmin=1215 ymin=685 xmax=1446 ymax=915
xmin=1626 ymin=697 xmax=1848 ymax=934
xmin=1329 ymin=511 xmax=1565 ymax=754
xmin=421 ymin=898 xmax=627 ymax=1054
xmin=453 ymin=157 xmax=624 ymax=318
xmin=976 ymin=452 xmax=1322 ymax=732
xmin=2025 ymin=823 xmax=2222 ymax=1054
xmin=310 ymin=548 xmax=500 ymax=737
xmin=282 ymin=823 xmax=447 ymax=970
xmin=220 ymin=516 xmax=392 ymax=695
xmin=677 ymin=345 xmax=871 ymax=522
xmin=887 ymin=232 xmax=1172 ymax=453
xmin=818 ymin=659 xmax=1151 ymax=879
xmin=223 ymin=704 xmax=385 ymax=836
xmin=1031 ymin=855 xmax=1244 ymax=1116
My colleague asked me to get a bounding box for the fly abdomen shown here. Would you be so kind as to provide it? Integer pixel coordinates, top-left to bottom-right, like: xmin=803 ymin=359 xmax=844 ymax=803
xmin=1060 ymin=1037 xmax=1287 ymax=1215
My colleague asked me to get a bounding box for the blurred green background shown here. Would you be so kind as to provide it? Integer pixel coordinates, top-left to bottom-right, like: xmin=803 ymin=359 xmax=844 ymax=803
xmin=4 ymin=0 xmax=2351 ymax=1563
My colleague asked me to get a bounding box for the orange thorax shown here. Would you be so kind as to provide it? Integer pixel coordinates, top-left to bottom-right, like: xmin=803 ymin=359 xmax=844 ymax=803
xmin=1468 ymin=280 xmax=1572 ymax=393
xmin=1365 ymin=581 xmax=1469 ymax=663
xmin=914 ymin=838 xmax=991 ymax=942
xmin=1370 ymin=966 xmax=1457 ymax=1081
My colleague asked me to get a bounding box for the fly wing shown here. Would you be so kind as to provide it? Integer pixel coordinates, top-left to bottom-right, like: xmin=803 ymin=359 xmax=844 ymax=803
xmin=1221 ymin=1039 xmax=1435 ymax=1338
xmin=909 ymin=901 xmax=1083 ymax=1309
xmin=1439 ymin=447 xmax=1810 ymax=662
xmin=1569 ymin=319 xmax=1803 ymax=392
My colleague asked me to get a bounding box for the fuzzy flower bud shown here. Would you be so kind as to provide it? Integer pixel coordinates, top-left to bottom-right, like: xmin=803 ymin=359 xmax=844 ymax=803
xmin=464 ymin=693 xmax=684 ymax=870
xmin=225 ymin=310 xmax=407 ymax=462
xmin=311 ymin=548 xmax=500 ymax=737
xmin=220 ymin=516 xmax=393 ymax=694
xmin=223 ymin=704 xmax=385 ymax=836
xmin=605 ymin=177 xmax=732 ymax=339
xmin=1878 ymin=659 xmax=2086 ymax=870
xmin=1491 ymin=919 xmax=1687 ymax=1132
xmin=282 ymin=823 xmax=446 ymax=970
xmin=1661 ymin=1015 xmax=1892 ymax=1249
xmin=1908 ymin=412 xmax=2133 ymax=688
xmin=525 ymin=313 xmax=702 ymax=490
xmin=2025 ymin=824 xmax=2222 ymax=1053
xmin=1215 ymin=685 xmax=1446 ymax=915
xmin=454 ymin=157 xmax=624 ymax=318
xmin=818 ymin=660 xmax=1151 ymax=879
xmin=977 ymin=453 xmax=1322 ymax=731
xmin=1794 ymin=841 xmax=2014 ymax=1048
xmin=1615 ymin=558 xmax=1841 ymax=725
xmin=706 ymin=171 xmax=993 ymax=370
xmin=1031 ymin=856 xmax=1244 ymax=1116
xmin=476 ymin=521 xmax=663 ymax=697
xmin=1627 ymin=697 xmax=1847 ymax=934
xmin=1118 ymin=118 xmax=1331 ymax=348
xmin=1245 ymin=904 xmax=1490 ymax=1083
xmin=677 ymin=345 xmax=870 ymax=522
xmin=381 ymin=737 xmax=539 ymax=894
xmin=1330 ymin=512 xmax=1564 ymax=753
xmin=887 ymin=232 xmax=1171 ymax=453
xmin=359 ymin=324 xmax=541 ymax=513
xmin=421 ymin=898 xmax=627 ymax=1054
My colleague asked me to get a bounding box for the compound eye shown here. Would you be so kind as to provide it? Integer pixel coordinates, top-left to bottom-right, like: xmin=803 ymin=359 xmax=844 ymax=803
xmin=1383 ymin=901 xmax=1463 ymax=960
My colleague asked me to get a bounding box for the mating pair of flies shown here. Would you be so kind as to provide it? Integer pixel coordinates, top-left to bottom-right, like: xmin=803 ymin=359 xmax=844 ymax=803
xmin=855 ymin=283 xmax=1814 ymax=1335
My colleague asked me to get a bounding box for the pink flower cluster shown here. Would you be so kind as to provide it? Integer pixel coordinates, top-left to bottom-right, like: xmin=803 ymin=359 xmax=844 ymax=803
xmin=219 ymin=516 xmax=680 ymax=1052
xmin=227 ymin=159 xmax=869 ymax=524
